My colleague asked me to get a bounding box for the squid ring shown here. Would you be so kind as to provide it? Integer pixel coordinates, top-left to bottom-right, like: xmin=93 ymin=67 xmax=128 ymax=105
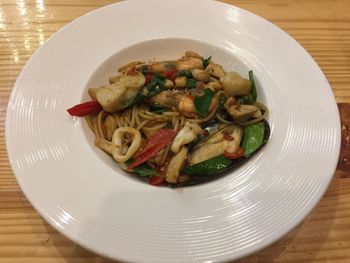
xmin=111 ymin=127 xmax=141 ymax=163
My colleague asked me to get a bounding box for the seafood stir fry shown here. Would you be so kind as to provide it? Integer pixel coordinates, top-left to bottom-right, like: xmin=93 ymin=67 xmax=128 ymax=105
xmin=67 ymin=51 xmax=270 ymax=186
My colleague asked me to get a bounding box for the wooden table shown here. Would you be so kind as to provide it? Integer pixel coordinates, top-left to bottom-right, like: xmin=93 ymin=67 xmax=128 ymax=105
xmin=0 ymin=0 xmax=349 ymax=262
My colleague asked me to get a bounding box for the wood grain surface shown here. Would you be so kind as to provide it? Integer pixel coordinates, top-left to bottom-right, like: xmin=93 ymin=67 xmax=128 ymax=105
xmin=0 ymin=0 xmax=349 ymax=262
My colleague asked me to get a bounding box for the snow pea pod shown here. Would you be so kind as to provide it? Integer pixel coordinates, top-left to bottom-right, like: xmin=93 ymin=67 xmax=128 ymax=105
xmin=182 ymin=155 xmax=232 ymax=176
xmin=242 ymin=121 xmax=265 ymax=157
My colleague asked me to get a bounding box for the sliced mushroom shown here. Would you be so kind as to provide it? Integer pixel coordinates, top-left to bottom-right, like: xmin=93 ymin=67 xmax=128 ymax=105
xmin=171 ymin=122 xmax=203 ymax=153
xmin=220 ymin=72 xmax=252 ymax=97
xmin=165 ymin=147 xmax=188 ymax=183
xmin=205 ymin=63 xmax=225 ymax=78
xmin=189 ymin=125 xmax=243 ymax=165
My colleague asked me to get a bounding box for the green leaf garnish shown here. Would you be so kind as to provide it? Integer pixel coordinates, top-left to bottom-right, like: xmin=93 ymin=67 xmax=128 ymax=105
xmin=203 ymin=56 xmax=212 ymax=68
xmin=238 ymin=70 xmax=257 ymax=105
xmin=186 ymin=79 xmax=197 ymax=89
xmin=149 ymin=104 xmax=167 ymax=113
xmin=178 ymin=70 xmax=192 ymax=78
xmin=194 ymin=88 xmax=215 ymax=117
xmin=125 ymin=160 xmax=157 ymax=177
xmin=122 ymin=93 xmax=143 ymax=109
xmin=145 ymin=74 xmax=166 ymax=97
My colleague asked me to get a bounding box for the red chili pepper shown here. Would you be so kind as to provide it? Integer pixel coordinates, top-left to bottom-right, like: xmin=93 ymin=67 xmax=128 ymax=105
xmin=164 ymin=69 xmax=178 ymax=81
xmin=145 ymin=74 xmax=153 ymax=84
xmin=149 ymin=176 xmax=166 ymax=186
xmin=224 ymin=147 xmax=245 ymax=159
xmin=169 ymin=73 xmax=178 ymax=82
xmin=67 ymin=100 xmax=102 ymax=117
xmin=128 ymin=128 xmax=176 ymax=169
xmin=134 ymin=129 xmax=175 ymax=157
xmin=164 ymin=69 xmax=178 ymax=79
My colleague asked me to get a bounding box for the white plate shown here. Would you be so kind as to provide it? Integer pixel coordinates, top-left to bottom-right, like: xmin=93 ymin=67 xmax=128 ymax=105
xmin=6 ymin=0 xmax=340 ymax=262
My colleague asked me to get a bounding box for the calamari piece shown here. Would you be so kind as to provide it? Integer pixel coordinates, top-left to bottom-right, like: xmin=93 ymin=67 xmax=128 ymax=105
xmin=185 ymin=50 xmax=202 ymax=58
xmin=88 ymin=87 xmax=101 ymax=101
xmin=191 ymin=69 xmax=210 ymax=82
xmin=220 ymin=72 xmax=251 ymax=97
xmin=176 ymin=56 xmax=203 ymax=71
xmin=171 ymin=122 xmax=203 ymax=153
xmin=104 ymin=115 xmax=117 ymax=141
xmin=205 ymin=80 xmax=222 ymax=90
xmin=189 ymin=125 xmax=243 ymax=165
xmin=225 ymin=97 xmax=261 ymax=123
xmin=96 ymin=71 xmax=145 ymax=112
xmin=111 ymin=127 xmax=141 ymax=163
xmin=205 ymin=63 xmax=225 ymax=78
xmin=165 ymin=147 xmax=188 ymax=183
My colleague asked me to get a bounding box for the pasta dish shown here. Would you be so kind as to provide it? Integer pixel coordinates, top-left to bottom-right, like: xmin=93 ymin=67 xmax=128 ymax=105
xmin=67 ymin=51 xmax=270 ymax=186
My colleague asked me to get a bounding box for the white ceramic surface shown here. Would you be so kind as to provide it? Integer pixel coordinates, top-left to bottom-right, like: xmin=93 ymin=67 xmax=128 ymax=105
xmin=6 ymin=0 xmax=340 ymax=262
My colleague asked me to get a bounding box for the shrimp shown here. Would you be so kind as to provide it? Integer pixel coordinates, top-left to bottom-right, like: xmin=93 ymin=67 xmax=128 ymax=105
xmin=150 ymin=91 xmax=218 ymax=117
xmin=137 ymin=51 xmax=204 ymax=74
xmin=150 ymin=91 xmax=179 ymax=108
